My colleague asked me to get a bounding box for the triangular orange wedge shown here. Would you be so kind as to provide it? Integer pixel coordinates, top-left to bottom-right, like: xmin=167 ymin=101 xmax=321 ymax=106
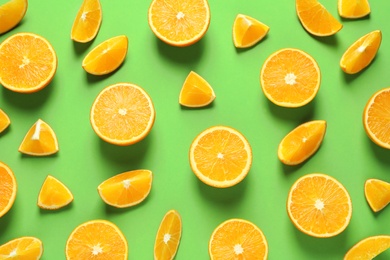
xmin=233 ymin=14 xmax=269 ymax=48
xmin=0 ymin=161 xmax=17 ymax=218
xmin=71 ymin=0 xmax=102 ymax=43
xmin=364 ymin=179 xmax=390 ymax=212
xmin=338 ymin=0 xmax=370 ymax=19
xmin=38 ymin=175 xmax=73 ymax=210
xmin=0 ymin=0 xmax=28 ymax=34
xmin=0 ymin=236 xmax=43 ymax=259
xmin=0 ymin=109 xmax=11 ymax=133
xmin=179 ymin=71 xmax=215 ymax=108
xmin=154 ymin=210 xmax=182 ymax=260
xmin=344 ymin=235 xmax=390 ymax=260
xmin=18 ymin=119 xmax=59 ymax=156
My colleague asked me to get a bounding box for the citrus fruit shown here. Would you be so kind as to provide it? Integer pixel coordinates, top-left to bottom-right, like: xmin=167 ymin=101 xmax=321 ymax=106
xmin=0 ymin=236 xmax=43 ymax=259
xmin=18 ymin=119 xmax=59 ymax=156
xmin=66 ymin=219 xmax=128 ymax=260
xmin=154 ymin=210 xmax=182 ymax=260
xmin=90 ymin=83 xmax=155 ymax=146
xmin=278 ymin=120 xmax=326 ymax=165
xmin=0 ymin=109 xmax=11 ymax=134
xmin=338 ymin=0 xmax=370 ymax=19
xmin=340 ymin=30 xmax=382 ymax=74
xmin=189 ymin=126 xmax=252 ymax=188
xmin=344 ymin=235 xmax=390 ymax=260
xmin=364 ymin=178 xmax=390 ymax=212
xmin=0 ymin=0 xmax=28 ymax=34
xmin=38 ymin=175 xmax=73 ymax=210
xmin=0 ymin=161 xmax=17 ymax=218
xmin=179 ymin=71 xmax=215 ymax=107
xmin=82 ymin=35 xmax=128 ymax=75
xmin=148 ymin=0 xmax=210 ymax=47
xmin=0 ymin=32 xmax=57 ymax=93
xmin=232 ymin=14 xmax=269 ymax=48
xmin=209 ymin=219 xmax=268 ymax=260
xmin=98 ymin=169 xmax=152 ymax=208
xmin=260 ymin=48 xmax=320 ymax=107
xmin=287 ymin=173 xmax=352 ymax=238
xmin=71 ymin=0 xmax=102 ymax=43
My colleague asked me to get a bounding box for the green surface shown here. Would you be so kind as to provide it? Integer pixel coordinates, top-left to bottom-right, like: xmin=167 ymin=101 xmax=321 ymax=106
xmin=1 ymin=0 xmax=390 ymax=259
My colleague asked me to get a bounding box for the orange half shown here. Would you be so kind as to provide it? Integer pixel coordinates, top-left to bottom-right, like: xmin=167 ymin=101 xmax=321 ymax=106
xmin=233 ymin=14 xmax=269 ymax=48
xmin=0 ymin=0 xmax=28 ymax=34
xmin=338 ymin=0 xmax=370 ymax=19
xmin=71 ymin=0 xmax=102 ymax=43
xmin=364 ymin=179 xmax=390 ymax=212
xmin=179 ymin=71 xmax=215 ymax=107
xmin=344 ymin=235 xmax=390 ymax=260
xmin=0 ymin=236 xmax=43 ymax=259
xmin=0 ymin=161 xmax=17 ymax=218
xmin=0 ymin=109 xmax=11 ymax=133
xmin=38 ymin=175 xmax=73 ymax=210
xmin=154 ymin=210 xmax=182 ymax=260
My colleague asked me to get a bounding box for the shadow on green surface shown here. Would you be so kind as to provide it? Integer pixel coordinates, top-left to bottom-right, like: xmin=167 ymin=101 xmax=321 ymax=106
xmin=85 ymin=71 xmax=115 ymax=84
xmin=281 ymin=162 xmax=305 ymax=176
xmin=0 ymin=125 xmax=11 ymax=137
xmin=235 ymin=35 xmax=270 ymax=54
xmin=311 ymin=34 xmax=339 ymax=47
xmin=267 ymin=99 xmax=316 ymax=122
xmin=104 ymin=194 xmax=152 ymax=215
xmin=39 ymin=203 xmax=73 ymax=215
xmin=340 ymin=14 xmax=370 ymax=23
xmin=0 ymin=207 xmax=15 ymax=236
xmin=180 ymin=102 xmax=215 ymax=110
xmin=72 ymin=40 xmax=94 ymax=56
xmin=21 ymin=152 xmax=59 ymax=159
xmin=368 ymin=138 xmax=390 ymax=166
xmin=156 ymin=37 xmax=205 ymax=65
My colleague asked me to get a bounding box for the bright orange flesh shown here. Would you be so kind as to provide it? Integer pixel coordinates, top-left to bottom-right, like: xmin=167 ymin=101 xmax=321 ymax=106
xmin=338 ymin=0 xmax=370 ymax=19
xmin=154 ymin=210 xmax=182 ymax=260
xmin=260 ymin=48 xmax=320 ymax=107
xmin=179 ymin=71 xmax=215 ymax=107
xmin=233 ymin=14 xmax=269 ymax=48
xmin=38 ymin=175 xmax=73 ymax=210
xmin=344 ymin=235 xmax=390 ymax=260
xmin=0 ymin=109 xmax=11 ymax=133
xmin=364 ymin=179 xmax=390 ymax=212
xmin=0 ymin=236 xmax=43 ymax=259
xmin=209 ymin=219 xmax=268 ymax=260
xmin=0 ymin=0 xmax=28 ymax=34
xmin=71 ymin=0 xmax=102 ymax=43
xmin=98 ymin=170 xmax=152 ymax=208
xmin=0 ymin=33 xmax=57 ymax=93
xmin=0 ymin=162 xmax=17 ymax=218
xmin=287 ymin=173 xmax=352 ymax=238
xmin=148 ymin=0 xmax=210 ymax=47
xmin=90 ymin=83 xmax=155 ymax=146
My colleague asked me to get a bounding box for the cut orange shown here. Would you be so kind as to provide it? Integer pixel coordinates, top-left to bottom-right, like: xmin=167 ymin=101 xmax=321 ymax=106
xmin=71 ymin=0 xmax=102 ymax=43
xmin=296 ymin=0 xmax=342 ymax=36
xmin=154 ymin=210 xmax=182 ymax=260
xmin=0 ymin=32 xmax=57 ymax=93
xmin=82 ymin=35 xmax=128 ymax=75
xmin=66 ymin=219 xmax=128 ymax=260
xmin=364 ymin=179 xmax=390 ymax=212
xmin=148 ymin=0 xmax=210 ymax=47
xmin=287 ymin=173 xmax=352 ymax=238
xmin=338 ymin=0 xmax=370 ymax=19
xmin=340 ymin=30 xmax=382 ymax=74
xmin=260 ymin=48 xmax=321 ymax=107
xmin=233 ymin=14 xmax=269 ymax=48
xmin=189 ymin=126 xmax=252 ymax=188
xmin=179 ymin=71 xmax=215 ymax=107
xmin=98 ymin=169 xmax=152 ymax=208
xmin=363 ymin=87 xmax=390 ymax=149
xmin=0 ymin=109 xmax=11 ymax=134
xmin=0 ymin=161 xmax=17 ymax=218
xmin=19 ymin=119 xmax=59 ymax=156
xmin=0 ymin=0 xmax=28 ymax=34
xmin=0 ymin=236 xmax=43 ymax=259
xmin=278 ymin=120 xmax=326 ymax=165
xmin=38 ymin=175 xmax=73 ymax=210
xmin=344 ymin=235 xmax=390 ymax=260
xmin=90 ymin=83 xmax=155 ymax=146
xmin=209 ymin=219 xmax=268 ymax=259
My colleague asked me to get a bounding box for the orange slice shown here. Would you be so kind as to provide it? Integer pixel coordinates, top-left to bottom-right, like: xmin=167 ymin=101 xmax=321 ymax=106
xmin=364 ymin=178 xmax=390 ymax=212
xmin=66 ymin=219 xmax=128 ymax=259
xmin=19 ymin=119 xmax=59 ymax=156
xmin=179 ymin=71 xmax=215 ymax=107
xmin=0 ymin=162 xmax=17 ymax=218
xmin=344 ymin=235 xmax=390 ymax=260
xmin=233 ymin=14 xmax=269 ymax=48
xmin=0 ymin=109 xmax=11 ymax=134
xmin=296 ymin=0 xmax=342 ymax=36
xmin=338 ymin=0 xmax=370 ymax=19
xmin=0 ymin=0 xmax=28 ymax=34
xmin=209 ymin=219 xmax=268 ymax=259
xmin=82 ymin=35 xmax=128 ymax=75
xmin=71 ymin=0 xmax=102 ymax=43
xmin=189 ymin=126 xmax=252 ymax=188
xmin=154 ymin=210 xmax=182 ymax=260
xmin=260 ymin=48 xmax=321 ymax=107
xmin=278 ymin=120 xmax=326 ymax=165
xmin=38 ymin=175 xmax=73 ymax=210
xmin=0 ymin=236 xmax=43 ymax=259
xmin=287 ymin=173 xmax=352 ymax=238
xmin=0 ymin=32 xmax=57 ymax=93
xmin=148 ymin=0 xmax=210 ymax=47
xmin=98 ymin=169 xmax=152 ymax=208
xmin=363 ymin=87 xmax=390 ymax=149
xmin=90 ymin=83 xmax=155 ymax=146
xmin=340 ymin=30 xmax=381 ymax=74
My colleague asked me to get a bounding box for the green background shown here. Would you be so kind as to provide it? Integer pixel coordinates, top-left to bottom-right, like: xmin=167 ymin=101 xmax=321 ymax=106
xmin=1 ymin=0 xmax=390 ymax=259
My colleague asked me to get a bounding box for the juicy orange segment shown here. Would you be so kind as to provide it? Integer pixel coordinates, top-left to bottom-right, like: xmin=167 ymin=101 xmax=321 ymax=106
xmin=0 ymin=32 xmax=57 ymax=93
xmin=340 ymin=30 xmax=381 ymax=74
xmin=98 ymin=170 xmax=152 ymax=208
xmin=71 ymin=0 xmax=102 ymax=43
xmin=260 ymin=48 xmax=321 ymax=107
xmin=0 ymin=109 xmax=11 ymax=134
xmin=90 ymin=83 xmax=155 ymax=146
xmin=0 ymin=236 xmax=43 ymax=259
xmin=209 ymin=219 xmax=268 ymax=260
xmin=0 ymin=162 xmax=17 ymax=218
xmin=38 ymin=175 xmax=73 ymax=210
xmin=82 ymin=35 xmax=128 ymax=75
xmin=338 ymin=0 xmax=370 ymax=19
xmin=287 ymin=173 xmax=352 ymax=238
xmin=154 ymin=210 xmax=182 ymax=260
xmin=179 ymin=71 xmax=215 ymax=107
xmin=344 ymin=235 xmax=390 ymax=260
xmin=148 ymin=0 xmax=210 ymax=47
xmin=233 ymin=14 xmax=269 ymax=48
xmin=364 ymin=179 xmax=390 ymax=212
xmin=0 ymin=0 xmax=28 ymax=34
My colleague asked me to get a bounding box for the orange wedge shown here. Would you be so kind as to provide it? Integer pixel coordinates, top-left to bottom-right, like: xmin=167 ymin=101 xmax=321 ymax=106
xmin=340 ymin=30 xmax=381 ymax=74
xmin=0 ymin=109 xmax=11 ymax=134
xmin=148 ymin=0 xmax=210 ymax=47
xmin=278 ymin=120 xmax=326 ymax=165
xmin=296 ymin=0 xmax=342 ymax=36
xmin=66 ymin=219 xmax=128 ymax=259
xmin=0 ymin=0 xmax=28 ymax=34
xmin=364 ymin=179 xmax=390 ymax=212
xmin=82 ymin=35 xmax=128 ymax=75
xmin=233 ymin=14 xmax=269 ymax=48
xmin=179 ymin=71 xmax=215 ymax=107
xmin=260 ymin=48 xmax=320 ymax=107
xmin=98 ymin=169 xmax=152 ymax=208
xmin=0 ymin=236 xmax=43 ymax=259
xmin=287 ymin=173 xmax=352 ymax=238
xmin=344 ymin=235 xmax=390 ymax=260
xmin=154 ymin=210 xmax=182 ymax=260
xmin=0 ymin=162 xmax=17 ymax=218
xmin=38 ymin=175 xmax=73 ymax=210
xmin=209 ymin=219 xmax=268 ymax=259
xmin=338 ymin=0 xmax=370 ymax=19
xmin=189 ymin=126 xmax=252 ymax=188
xmin=0 ymin=32 xmax=57 ymax=93
xmin=71 ymin=0 xmax=102 ymax=43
